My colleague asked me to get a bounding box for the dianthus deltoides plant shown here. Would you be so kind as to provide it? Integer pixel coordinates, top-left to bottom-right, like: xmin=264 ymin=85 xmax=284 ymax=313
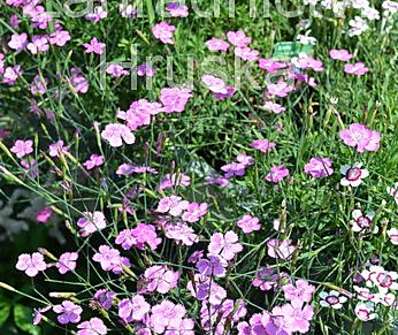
xmin=1 ymin=0 xmax=398 ymax=334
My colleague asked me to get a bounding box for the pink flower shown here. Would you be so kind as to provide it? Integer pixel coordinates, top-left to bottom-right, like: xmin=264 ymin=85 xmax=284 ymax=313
xmin=69 ymin=67 xmax=89 ymax=94
xmin=159 ymin=173 xmax=191 ymax=190
xmin=85 ymin=6 xmax=107 ymax=22
xmin=106 ymin=64 xmax=128 ymax=78
xmin=252 ymin=267 xmax=286 ymax=291
xmin=196 ymin=255 xmax=226 ymax=277
xmin=250 ymin=139 xmax=276 ymax=153
xmin=48 ymin=29 xmax=71 ymax=47
xmin=258 ymin=58 xmax=287 ymax=73
xmin=117 ymin=99 xmax=162 ymax=130
xmin=93 ymin=289 xmax=115 ymax=310
xmin=267 ymin=81 xmax=295 ymax=98
xmin=182 ymin=202 xmax=208 ymax=223
xmin=27 ymin=35 xmax=49 ymax=54
xmin=30 ymin=74 xmax=47 ymax=95
xmin=53 ymin=300 xmax=82 ymax=325
xmin=49 ymin=140 xmax=69 ymax=157
xmin=36 ymin=207 xmax=53 ymax=223
xmin=227 ymin=30 xmax=251 ymax=47
xmin=83 ymin=37 xmax=106 ymax=55
xmin=16 ymin=252 xmax=47 ymax=277
xmin=237 ymin=214 xmax=261 ymax=234
xmin=83 ymin=154 xmax=104 ymax=170
xmin=272 ymin=303 xmax=314 ymax=333
xmin=140 ymin=265 xmax=179 ymax=294
xmin=235 ymin=47 xmax=259 ymax=61
xmin=77 ymin=211 xmax=107 ymax=237
xmin=101 ymin=123 xmax=135 ymax=147
xmin=150 ymin=300 xmax=193 ymax=334
xmin=161 ymin=221 xmax=199 ymax=246
xmin=156 ymin=196 xmax=189 ymax=216
xmin=205 ymin=38 xmax=229 ymax=52
xmin=208 ymin=231 xmax=243 ymax=261
xmin=263 ymin=101 xmax=286 ymax=114
xmin=329 ymin=49 xmax=353 ymax=61
xmin=294 ymin=56 xmax=324 ymax=72
xmin=339 ymin=123 xmax=381 ymax=153
xmin=33 ymin=306 xmax=51 ymax=326
xmin=8 ymin=32 xmax=28 ymax=50
xmin=152 ymin=22 xmax=176 ymax=44
xmin=340 ymin=163 xmax=369 ymax=187
xmin=93 ymin=245 xmax=130 ymax=275
xmin=213 ymin=85 xmax=236 ymax=100
xmin=267 ymin=239 xmax=296 ymax=260
xmin=11 ymin=139 xmax=33 ymax=158
xmin=159 ymin=87 xmax=192 ymax=113
xmin=118 ymin=295 xmax=150 ymax=323
xmin=77 ymin=317 xmax=108 ymax=335
xmin=2 ymin=65 xmax=23 ymax=85
xmin=136 ymin=63 xmax=156 ymax=77
xmin=165 ymin=2 xmax=189 ymax=17
xmin=304 ymin=157 xmax=334 ymax=178
xmin=115 ymin=224 xmax=161 ymax=251
xmin=282 ymin=280 xmax=315 ymax=306
xmin=56 ymin=252 xmax=78 ymax=274
xmin=265 ymin=165 xmax=289 ymax=183
xmin=344 ymin=62 xmax=369 ymax=76
xmin=201 ymin=74 xmax=228 ymax=94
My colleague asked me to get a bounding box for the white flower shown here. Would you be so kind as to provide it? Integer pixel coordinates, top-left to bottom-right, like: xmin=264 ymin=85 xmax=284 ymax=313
xmin=361 ymin=6 xmax=380 ymax=20
xmin=387 ymin=228 xmax=398 ymax=245
xmin=350 ymin=209 xmax=377 ymax=233
xmin=362 ymin=265 xmax=398 ymax=293
xmin=353 ymin=285 xmax=376 ymax=302
xmin=348 ymin=16 xmax=369 ymax=36
xmin=340 ymin=163 xmax=369 ymax=187
xmin=387 ymin=182 xmax=398 ymax=204
xmin=355 ymin=302 xmax=377 ymax=321
xmin=319 ymin=290 xmax=348 ymax=309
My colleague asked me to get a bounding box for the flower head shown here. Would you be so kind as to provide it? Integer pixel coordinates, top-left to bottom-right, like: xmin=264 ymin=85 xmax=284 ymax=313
xmin=101 ymin=123 xmax=135 ymax=147
xmin=339 ymin=123 xmax=381 ymax=153
xmin=329 ymin=49 xmax=353 ymax=61
xmin=77 ymin=317 xmax=108 ymax=335
xmin=237 ymin=214 xmax=261 ymax=234
xmin=11 ymin=139 xmax=33 ymax=158
xmin=351 ymin=209 xmax=377 ymax=233
xmin=304 ymin=157 xmax=334 ymax=178
xmin=340 ymin=163 xmax=369 ymax=187
xmin=160 ymin=87 xmax=192 ymax=113
xmin=208 ymin=231 xmax=243 ymax=261
xmin=16 ymin=252 xmax=47 ymax=277
xmin=77 ymin=211 xmax=107 ymax=237
xmin=319 ymin=290 xmax=348 ymax=309
xmin=56 ymin=252 xmax=78 ymax=274
xmin=265 ymin=165 xmax=289 ymax=183
xmin=118 ymin=295 xmax=150 ymax=323
xmin=53 ymin=300 xmax=82 ymax=325
xmin=344 ymin=62 xmax=369 ymax=76
xmin=152 ymin=22 xmax=176 ymax=44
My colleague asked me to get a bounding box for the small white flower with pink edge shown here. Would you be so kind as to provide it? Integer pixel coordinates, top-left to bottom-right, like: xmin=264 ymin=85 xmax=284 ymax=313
xmin=354 ymin=302 xmax=376 ymax=321
xmin=362 ymin=265 xmax=398 ymax=293
xmin=350 ymin=209 xmax=377 ymax=233
xmin=387 ymin=182 xmax=398 ymax=205
xmin=387 ymin=228 xmax=398 ymax=245
xmin=319 ymin=290 xmax=348 ymax=309
xmin=340 ymin=163 xmax=368 ymax=187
